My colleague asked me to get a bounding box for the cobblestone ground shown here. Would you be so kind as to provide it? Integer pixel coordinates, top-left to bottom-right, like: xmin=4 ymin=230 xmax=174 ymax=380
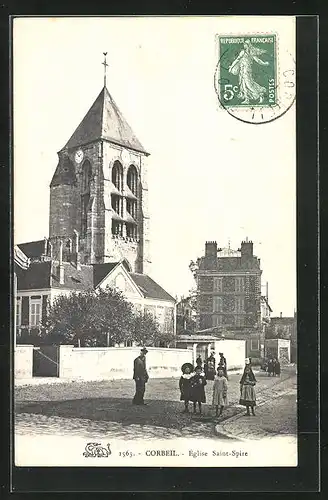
xmin=216 ymin=374 xmax=297 ymax=440
xmin=15 ymin=367 xmax=296 ymax=441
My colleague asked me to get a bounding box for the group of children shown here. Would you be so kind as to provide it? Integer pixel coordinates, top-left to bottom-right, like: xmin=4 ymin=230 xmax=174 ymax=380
xmin=179 ymin=357 xmax=257 ymax=417
xmin=179 ymin=362 xmax=228 ymax=417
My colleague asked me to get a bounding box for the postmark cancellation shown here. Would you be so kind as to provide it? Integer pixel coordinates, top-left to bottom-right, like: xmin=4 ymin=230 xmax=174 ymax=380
xmin=215 ymin=34 xmax=295 ymax=124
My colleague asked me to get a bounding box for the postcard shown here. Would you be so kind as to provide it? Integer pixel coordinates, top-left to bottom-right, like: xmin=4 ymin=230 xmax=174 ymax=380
xmin=13 ymin=15 xmax=297 ymax=468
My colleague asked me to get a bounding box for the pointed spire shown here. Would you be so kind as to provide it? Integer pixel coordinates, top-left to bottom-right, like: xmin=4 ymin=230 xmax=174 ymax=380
xmin=102 ymin=52 xmax=108 ymax=88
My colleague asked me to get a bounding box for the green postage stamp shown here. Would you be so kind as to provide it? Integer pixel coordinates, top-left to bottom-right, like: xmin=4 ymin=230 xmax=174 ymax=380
xmin=218 ymin=35 xmax=276 ymax=108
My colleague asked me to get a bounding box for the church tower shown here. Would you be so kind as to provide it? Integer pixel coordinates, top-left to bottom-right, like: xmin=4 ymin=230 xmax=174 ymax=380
xmin=49 ymin=55 xmax=151 ymax=274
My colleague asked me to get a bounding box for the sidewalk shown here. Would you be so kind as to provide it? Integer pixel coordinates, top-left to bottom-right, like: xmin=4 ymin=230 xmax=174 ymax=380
xmin=215 ymin=372 xmax=297 ymax=441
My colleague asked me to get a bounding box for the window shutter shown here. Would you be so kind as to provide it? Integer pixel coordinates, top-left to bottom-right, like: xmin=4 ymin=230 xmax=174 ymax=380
xmin=42 ymin=295 xmax=48 ymax=323
xmin=21 ymin=296 xmax=29 ymax=326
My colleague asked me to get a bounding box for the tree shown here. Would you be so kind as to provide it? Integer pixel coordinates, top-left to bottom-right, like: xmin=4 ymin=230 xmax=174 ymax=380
xmin=42 ymin=287 xmax=135 ymax=347
xmin=42 ymin=286 xmax=172 ymax=347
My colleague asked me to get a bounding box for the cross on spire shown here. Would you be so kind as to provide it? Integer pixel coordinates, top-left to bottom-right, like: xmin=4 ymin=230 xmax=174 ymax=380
xmin=102 ymin=52 xmax=108 ymax=88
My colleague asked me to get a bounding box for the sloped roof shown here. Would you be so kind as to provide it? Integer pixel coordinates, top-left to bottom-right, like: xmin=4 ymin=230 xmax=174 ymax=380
xmin=17 ymin=260 xmax=94 ymax=291
xmin=50 ymin=155 xmax=77 ymax=187
xmin=51 ymin=262 xmax=94 ymax=290
xmin=63 ymin=86 xmax=148 ymax=155
xmin=92 ymin=262 xmax=120 ymax=287
xmin=18 ymin=240 xmax=45 ymax=260
xmin=17 ymin=261 xmax=51 ymax=290
xmin=130 ymin=273 xmax=175 ymax=302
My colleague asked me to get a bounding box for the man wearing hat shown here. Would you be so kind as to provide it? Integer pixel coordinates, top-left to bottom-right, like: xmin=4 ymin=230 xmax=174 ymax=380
xmin=132 ymin=347 xmax=149 ymax=405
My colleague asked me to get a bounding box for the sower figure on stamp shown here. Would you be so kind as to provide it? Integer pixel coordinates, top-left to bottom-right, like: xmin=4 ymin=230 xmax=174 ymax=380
xmin=132 ymin=347 xmax=149 ymax=405
xmin=228 ymin=39 xmax=269 ymax=105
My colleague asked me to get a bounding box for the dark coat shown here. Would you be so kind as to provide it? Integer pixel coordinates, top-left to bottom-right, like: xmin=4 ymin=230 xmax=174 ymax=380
xmin=190 ymin=373 xmax=207 ymax=403
xmin=273 ymin=361 xmax=281 ymax=375
xmin=133 ymin=356 xmax=149 ymax=382
xmin=204 ymin=355 xmax=216 ymax=380
xmin=179 ymin=375 xmax=193 ymax=401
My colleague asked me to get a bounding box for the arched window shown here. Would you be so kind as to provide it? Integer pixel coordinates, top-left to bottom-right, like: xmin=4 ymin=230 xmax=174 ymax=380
xmin=112 ymin=160 xmax=123 ymax=191
xmin=81 ymin=160 xmax=92 ymax=236
xmin=127 ymin=165 xmax=138 ymax=196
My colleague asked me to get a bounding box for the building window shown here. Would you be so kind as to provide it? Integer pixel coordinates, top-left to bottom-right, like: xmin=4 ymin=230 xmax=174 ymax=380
xmin=126 ymin=222 xmax=137 ymax=240
xmin=223 ymin=276 xmax=235 ymax=292
xmin=214 ymin=277 xmax=223 ymax=292
xmin=112 ymin=220 xmax=123 ymax=237
xmin=251 ymin=339 xmax=259 ymax=351
xmin=16 ymin=297 xmax=21 ymax=328
xmin=236 ymin=316 xmax=244 ymax=327
xmin=235 ymin=277 xmax=245 ymax=293
xmin=213 ymin=296 xmax=223 ymax=312
xmin=126 ymin=199 xmax=137 ymax=219
xmin=127 ymin=165 xmax=138 ymax=195
xmin=111 ymin=194 xmax=123 ymax=216
xmin=30 ymin=299 xmax=42 ymax=327
xmin=213 ymin=314 xmax=222 ymax=326
xmin=112 ymin=160 xmax=123 ymax=191
xmin=145 ymin=305 xmax=156 ymax=319
xmin=235 ymin=297 xmax=245 ymax=312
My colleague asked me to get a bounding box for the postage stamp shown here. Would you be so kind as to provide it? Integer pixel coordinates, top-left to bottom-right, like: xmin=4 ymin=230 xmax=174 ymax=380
xmin=215 ymin=33 xmax=295 ymax=124
xmin=218 ymin=35 xmax=276 ymax=108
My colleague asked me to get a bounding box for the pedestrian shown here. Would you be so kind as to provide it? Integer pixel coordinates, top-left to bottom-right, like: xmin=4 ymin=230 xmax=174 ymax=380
xmin=212 ymin=367 xmax=228 ymax=417
xmin=190 ymin=365 xmax=207 ymax=414
xmin=179 ymin=362 xmax=194 ymax=413
xmin=275 ymin=358 xmax=281 ymax=376
xmin=195 ymin=355 xmax=203 ymax=369
xmin=218 ymin=352 xmax=228 ymax=380
xmin=239 ymin=360 xmax=257 ymax=416
xmin=132 ymin=347 xmax=149 ymax=405
xmin=267 ymin=358 xmax=273 ymax=376
xmin=204 ymin=351 xmax=216 ymax=381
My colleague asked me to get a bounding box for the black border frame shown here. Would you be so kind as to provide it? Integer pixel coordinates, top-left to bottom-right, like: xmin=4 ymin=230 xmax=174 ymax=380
xmin=1 ymin=4 xmax=320 ymax=494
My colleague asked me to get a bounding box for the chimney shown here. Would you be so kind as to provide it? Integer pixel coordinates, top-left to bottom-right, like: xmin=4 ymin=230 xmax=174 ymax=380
xmin=205 ymin=241 xmax=217 ymax=257
xmin=59 ymin=239 xmax=65 ymax=284
xmin=266 ymin=282 xmax=269 ymax=301
xmin=43 ymin=237 xmax=48 ymax=256
xmin=73 ymin=230 xmax=81 ymax=270
xmin=204 ymin=241 xmax=217 ymax=270
xmin=280 ymin=312 xmax=282 ymax=318
xmin=241 ymin=238 xmax=253 ymax=266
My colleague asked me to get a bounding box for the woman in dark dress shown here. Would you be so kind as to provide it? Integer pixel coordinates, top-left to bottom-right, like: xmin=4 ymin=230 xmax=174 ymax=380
xmin=190 ymin=365 xmax=207 ymax=414
xmin=239 ymin=362 xmax=257 ymax=416
xmin=204 ymin=352 xmax=216 ymax=381
xmin=179 ymin=363 xmax=194 ymax=413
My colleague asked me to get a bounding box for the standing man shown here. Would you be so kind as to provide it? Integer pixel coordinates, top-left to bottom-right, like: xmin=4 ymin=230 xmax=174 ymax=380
xmin=132 ymin=347 xmax=149 ymax=405
xmin=218 ymin=352 xmax=228 ymax=380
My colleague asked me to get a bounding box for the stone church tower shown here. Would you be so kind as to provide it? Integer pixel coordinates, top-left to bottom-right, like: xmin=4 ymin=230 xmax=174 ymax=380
xmin=49 ymin=69 xmax=151 ymax=274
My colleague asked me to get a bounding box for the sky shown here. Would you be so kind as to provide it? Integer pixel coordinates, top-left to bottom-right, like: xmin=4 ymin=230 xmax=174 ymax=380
xmin=13 ymin=16 xmax=296 ymax=316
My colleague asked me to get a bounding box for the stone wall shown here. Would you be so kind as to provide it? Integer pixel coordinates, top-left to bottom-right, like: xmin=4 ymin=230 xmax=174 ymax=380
xmin=15 ymin=344 xmax=34 ymax=379
xmin=59 ymin=346 xmax=192 ymax=380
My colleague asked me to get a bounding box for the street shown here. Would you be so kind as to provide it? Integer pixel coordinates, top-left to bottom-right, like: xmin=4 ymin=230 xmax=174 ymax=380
xmin=15 ymin=367 xmax=297 ymax=442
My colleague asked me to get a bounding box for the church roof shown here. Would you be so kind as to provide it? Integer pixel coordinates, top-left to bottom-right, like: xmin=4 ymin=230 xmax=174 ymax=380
xmin=130 ymin=273 xmax=175 ymax=302
xmin=63 ymin=86 xmax=149 ymax=155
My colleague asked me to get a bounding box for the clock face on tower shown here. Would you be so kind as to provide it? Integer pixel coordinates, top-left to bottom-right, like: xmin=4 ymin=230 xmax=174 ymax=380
xmin=74 ymin=149 xmax=84 ymax=164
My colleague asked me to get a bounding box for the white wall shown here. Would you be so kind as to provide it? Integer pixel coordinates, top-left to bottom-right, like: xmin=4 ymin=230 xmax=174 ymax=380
xmin=59 ymin=346 xmax=192 ymax=380
xmin=214 ymin=339 xmax=246 ymax=370
xmin=15 ymin=344 xmax=34 ymax=379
